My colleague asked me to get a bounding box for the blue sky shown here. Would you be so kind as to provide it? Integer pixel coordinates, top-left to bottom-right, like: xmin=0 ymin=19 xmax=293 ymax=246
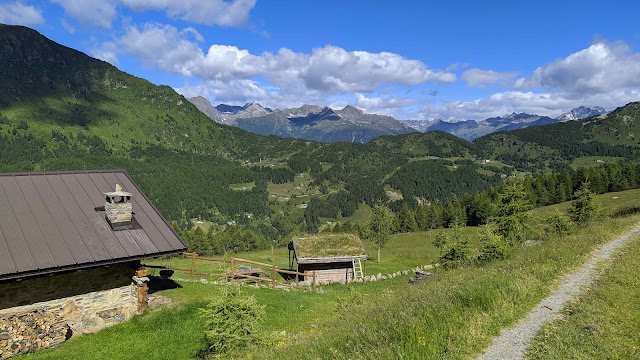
xmin=2 ymin=0 xmax=640 ymax=120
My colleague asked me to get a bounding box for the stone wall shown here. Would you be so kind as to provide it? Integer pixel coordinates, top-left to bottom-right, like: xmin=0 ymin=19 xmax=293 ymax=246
xmin=0 ymin=263 xmax=143 ymax=358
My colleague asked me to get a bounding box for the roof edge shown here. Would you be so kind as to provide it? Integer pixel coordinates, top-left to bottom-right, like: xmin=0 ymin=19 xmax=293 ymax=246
xmin=0 ymin=169 xmax=128 ymax=177
xmin=0 ymin=248 xmax=185 ymax=282
xmin=297 ymin=255 xmax=367 ymax=264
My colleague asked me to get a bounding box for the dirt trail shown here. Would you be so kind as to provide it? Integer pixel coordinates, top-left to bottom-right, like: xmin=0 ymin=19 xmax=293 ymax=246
xmin=475 ymin=225 xmax=640 ymax=360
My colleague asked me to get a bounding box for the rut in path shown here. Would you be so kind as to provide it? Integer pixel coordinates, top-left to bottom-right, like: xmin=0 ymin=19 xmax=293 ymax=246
xmin=475 ymin=225 xmax=640 ymax=360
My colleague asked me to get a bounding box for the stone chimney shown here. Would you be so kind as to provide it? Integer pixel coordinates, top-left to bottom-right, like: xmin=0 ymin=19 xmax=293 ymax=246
xmin=104 ymin=184 xmax=133 ymax=230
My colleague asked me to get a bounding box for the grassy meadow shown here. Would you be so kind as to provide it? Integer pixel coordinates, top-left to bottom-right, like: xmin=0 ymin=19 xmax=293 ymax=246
xmin=23 ymin=189 xmax=640 ymax=359
xmin=526 ymin=226 xmax=640 ymax=359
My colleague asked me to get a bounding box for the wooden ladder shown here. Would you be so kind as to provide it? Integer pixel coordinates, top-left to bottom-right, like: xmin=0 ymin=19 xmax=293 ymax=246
xmin=352 ymin=258 xmax=364 ymax=280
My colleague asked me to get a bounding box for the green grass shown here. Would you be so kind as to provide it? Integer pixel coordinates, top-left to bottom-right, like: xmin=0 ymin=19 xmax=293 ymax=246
xmin=229 ymin=181 xmax=255 ymax=191
xmin=526 ymin=230 xmax=640 ymax=359
xmin=569 ymin=156 xmax=625 ymax=170
xmin=24 ymin=189 xmax=640 ymax=360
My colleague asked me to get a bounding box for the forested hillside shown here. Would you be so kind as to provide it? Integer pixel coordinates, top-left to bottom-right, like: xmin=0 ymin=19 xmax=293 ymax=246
xmin=2 ymin=24 xmax=640 ymax=249
xmin=475 ymin=104 xmax=640 ymax=172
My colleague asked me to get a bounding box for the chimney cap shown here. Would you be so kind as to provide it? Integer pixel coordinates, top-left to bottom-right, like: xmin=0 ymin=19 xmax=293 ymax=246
xmin=103 ymin=183 xmax=133 ymax=197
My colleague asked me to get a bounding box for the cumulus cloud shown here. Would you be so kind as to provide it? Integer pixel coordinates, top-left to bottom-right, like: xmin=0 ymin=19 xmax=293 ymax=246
xmin=175 ymin=80 xmax=326 ymax=109
xmin=514 ymin=41 xmax=640 ymax=96
xmin=117 ymin=23 xmax=456 ymax=95
xmin=90 ymin=41 xmax=119 ymax=65
xmin=50 ymin=0 xmax=117 ymax=28
xmin=120 ymin=0 xmax=256 ymax=27
xmin=0 ymin=2 xmax=44 ymax=25
xmin=354 ymin=93 xmax=426 ymax=117
xmin=414 ymin=88 xmax=640 ymax=121
xmin=462 ymin=68 xmax=519 ymax=87
xmin=60 ymin=18 xmax=75 ymax=33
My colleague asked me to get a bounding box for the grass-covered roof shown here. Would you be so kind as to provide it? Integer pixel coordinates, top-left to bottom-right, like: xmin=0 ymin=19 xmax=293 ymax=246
xmin=291 ymin=234 xmax=366 ymax=262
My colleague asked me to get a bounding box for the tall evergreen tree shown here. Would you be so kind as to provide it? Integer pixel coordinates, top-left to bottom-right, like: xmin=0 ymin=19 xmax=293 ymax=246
xmin=492 ymin=179 xmax=533 ymax=245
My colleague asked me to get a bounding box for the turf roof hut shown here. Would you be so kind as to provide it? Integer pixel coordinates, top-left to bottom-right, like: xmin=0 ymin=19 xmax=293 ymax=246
xmin=288 ymin=234 xmax=367 ymax=283
xmin=0 ymin=170 xmax=186 ymax=357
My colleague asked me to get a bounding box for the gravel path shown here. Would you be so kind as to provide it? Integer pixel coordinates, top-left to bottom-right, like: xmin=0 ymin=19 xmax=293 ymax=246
xmin=475 ymin=225 xmax=640 ymax=360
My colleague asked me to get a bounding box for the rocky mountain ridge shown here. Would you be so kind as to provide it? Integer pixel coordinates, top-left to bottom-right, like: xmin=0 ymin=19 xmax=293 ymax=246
xmin=187 ymin=97 xmax=415 ymax=143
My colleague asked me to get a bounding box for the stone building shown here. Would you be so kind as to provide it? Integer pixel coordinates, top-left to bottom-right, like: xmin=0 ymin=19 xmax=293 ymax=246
xmin=288 ymin=234 xmax=367 ymax=284
xmin=0 ymin=170 xmax=187 ymax=358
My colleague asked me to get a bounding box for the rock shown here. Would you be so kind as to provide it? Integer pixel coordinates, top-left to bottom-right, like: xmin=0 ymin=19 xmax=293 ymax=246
xmin=401 ymin=270 xmax=408 ymax=275
xmin=364 ymin=276 xmax=371 ymax=281
xmin=408 ymin=270 xmax=436 ymax=285
xmin=381 ymin=276 xmax=388 ymax=280
xmin=376 ymin=273 xmax=382 ymax=279
xmin=522 ymin=240 xmax=541 ymax=247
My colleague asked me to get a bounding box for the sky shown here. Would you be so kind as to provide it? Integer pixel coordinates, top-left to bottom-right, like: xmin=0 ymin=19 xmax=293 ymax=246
xmin=2 ymin=0 xmax=640 ymax=121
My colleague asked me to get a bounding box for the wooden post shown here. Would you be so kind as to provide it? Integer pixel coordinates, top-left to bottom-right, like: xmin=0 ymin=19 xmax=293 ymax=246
xmin=271 ymin=265 xmax=276 ymax=289
xmin=271 ymin=245 xmax=275 ymax=264
xmin=296 ymin=263 xmax=299 ymax=283
xmin=230 ymin=257 xmax=235 ymax=283
xmin=190 ymin=253 xmax=197 ymax=281
xmin=312 ymin=271 xmax=316 ymax=292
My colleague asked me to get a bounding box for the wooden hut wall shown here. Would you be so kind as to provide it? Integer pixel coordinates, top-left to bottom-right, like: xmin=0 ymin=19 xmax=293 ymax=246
xmin=299 ymin=261 xmax=355 ymax=282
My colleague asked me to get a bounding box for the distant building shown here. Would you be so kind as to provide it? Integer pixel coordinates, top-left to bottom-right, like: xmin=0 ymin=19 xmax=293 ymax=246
xmin=288 ymin=234 xmax=367 ymax=283
xmin=0 ymin=170 xmax=186 ymax=357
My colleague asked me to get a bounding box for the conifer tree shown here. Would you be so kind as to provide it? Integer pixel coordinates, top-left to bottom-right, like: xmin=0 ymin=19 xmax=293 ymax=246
xmin=492 ymin=179 xmax=533 ymax=245
xmin=567 ymin=180 xmax=599 ymax=225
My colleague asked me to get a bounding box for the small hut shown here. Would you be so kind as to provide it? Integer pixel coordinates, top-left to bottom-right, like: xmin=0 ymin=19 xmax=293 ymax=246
xmin=288 ymin=234 xmax=367 ymax=283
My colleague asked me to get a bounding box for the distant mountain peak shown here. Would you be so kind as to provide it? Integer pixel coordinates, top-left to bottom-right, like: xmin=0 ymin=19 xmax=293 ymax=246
xmin=338 ymin=105 xmax=364 ymax=116
xmin=557 ymin=106 xmax=607 ymax=121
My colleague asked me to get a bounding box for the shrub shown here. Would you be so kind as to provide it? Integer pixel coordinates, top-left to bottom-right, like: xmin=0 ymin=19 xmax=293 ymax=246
xmin=433 ymin=232 xmax=447 ymax=249
xmin=199 ymin=284 xmax=265 ymax=357
xmin=438 ymin=225 xmax=470 ymax=268
xmin=545 ymin=210 xmax=575 ymax=237
xmin=477 ymin=227 xmax=510 ymax=262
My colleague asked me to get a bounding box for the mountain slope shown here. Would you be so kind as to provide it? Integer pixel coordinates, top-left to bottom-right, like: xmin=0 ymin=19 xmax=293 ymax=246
xmin=474 ymin=102 xmax=640 ymax=172
xmin=188 ymin=96 xmax=416 ymax=143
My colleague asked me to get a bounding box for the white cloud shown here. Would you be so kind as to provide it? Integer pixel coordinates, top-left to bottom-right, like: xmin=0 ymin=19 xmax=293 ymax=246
xmin=0 ymin=2 xmax=44 ymax=25
xmin=175 ymin=80 xmax=326 ymax=110
xmin=353 ymin=93 xmax=426 ymax=117
xmin=119 ymin=0 xmax=256 ymax=27
xmin=415 ymin=88 xmax=640 ymax=121
xmin=117 ymin=23 xmax=456 ymax=96
xmin=461 ymin=68 xmax=519 ymax=87
xmin=90 ymin=41 xmax=119 ymax=65
xmin=50 ymin=0 xmax=117 ymax=28
xmin=514 ymin=41 xmax=640 ymax=96
xmin=60 ymin=18 xmax=75 ymax=33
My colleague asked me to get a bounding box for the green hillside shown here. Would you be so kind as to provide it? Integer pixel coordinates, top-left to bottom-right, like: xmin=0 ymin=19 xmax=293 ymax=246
xmin=0 ymin=24 xmax=499 ymax=241
xmin=474 ymin=105 xmax=640 ymax=172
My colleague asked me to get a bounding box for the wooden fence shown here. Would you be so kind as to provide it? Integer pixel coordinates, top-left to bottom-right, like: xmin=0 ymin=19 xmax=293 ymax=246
xmin=155 ymin=252 xmax=316 ymax=291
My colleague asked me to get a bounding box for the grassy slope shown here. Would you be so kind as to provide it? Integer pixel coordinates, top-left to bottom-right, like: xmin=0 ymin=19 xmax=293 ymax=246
xmin=526 ymin=229 xmax=640 ymax=359
xmin=23 ymin=189 xmax=640 ymax=360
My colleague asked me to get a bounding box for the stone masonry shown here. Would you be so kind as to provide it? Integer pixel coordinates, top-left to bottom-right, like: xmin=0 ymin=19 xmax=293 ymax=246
xmin=0 ymin=263 xmax=144 ymax=358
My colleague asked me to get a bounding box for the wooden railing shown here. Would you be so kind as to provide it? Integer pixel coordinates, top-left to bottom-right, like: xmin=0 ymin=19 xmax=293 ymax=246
xmin=154 ymin=252 xmax=316 ymax=291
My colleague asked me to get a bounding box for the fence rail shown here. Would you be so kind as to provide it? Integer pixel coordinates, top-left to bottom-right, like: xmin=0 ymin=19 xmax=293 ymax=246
xmin=150 ymin=252 xmax=316 ymax=291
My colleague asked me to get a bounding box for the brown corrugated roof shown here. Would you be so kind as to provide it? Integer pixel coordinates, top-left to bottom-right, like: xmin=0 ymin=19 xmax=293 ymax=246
xmin=0 ymin=169 xmax=187 ymax=280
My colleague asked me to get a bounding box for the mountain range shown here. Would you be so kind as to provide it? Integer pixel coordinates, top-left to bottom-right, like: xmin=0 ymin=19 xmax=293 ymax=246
xmin=190 ymin=94 xmax=608 ymax=142
xmin=188 ymin=96 xmax=415 ymax=143
xmin=401 ymin=106 xmax=608 ymax=141
xmin=0 ymin=23 xmax=638 ymax=237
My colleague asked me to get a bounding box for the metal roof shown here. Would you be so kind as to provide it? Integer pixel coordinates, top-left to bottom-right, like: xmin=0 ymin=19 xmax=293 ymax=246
xmin=0 ymin=169 xmax=187 ymax=280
